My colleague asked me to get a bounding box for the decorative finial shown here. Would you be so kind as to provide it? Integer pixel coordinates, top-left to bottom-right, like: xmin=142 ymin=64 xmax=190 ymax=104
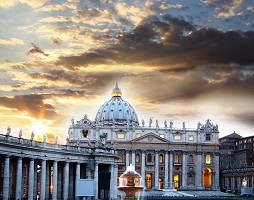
xmin=112 ymin=82 xmax=122 ymax=97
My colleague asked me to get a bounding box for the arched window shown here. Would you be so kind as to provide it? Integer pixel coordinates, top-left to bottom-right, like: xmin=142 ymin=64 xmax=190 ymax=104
xmin=147 ymin=153 xmax=152 ymax=163
xmin=159 ymin=154 xmax=163 ymax=163
xmin=118 ymin=152 xmax=123 ymax=163
xmin=205 ymin=154 xmax=211 ymax=164
xmin=188 ymin=155 xmax=194 ymax=163
xmin=136 ymin=154 xmax=140 ymax=163
xmin=174 ymin=153 xmax=179 ymax=163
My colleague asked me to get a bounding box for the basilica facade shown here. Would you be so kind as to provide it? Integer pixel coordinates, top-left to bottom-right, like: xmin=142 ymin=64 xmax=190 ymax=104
xmin=68 ymin=83 xmax=220 ymax=192
xmin=0 ymin=83 xmax=220 ymax=200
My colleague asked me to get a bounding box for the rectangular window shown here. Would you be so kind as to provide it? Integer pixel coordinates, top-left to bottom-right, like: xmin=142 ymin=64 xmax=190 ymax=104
xmin=159 ymin=134 xmax=165 ymax=138
xmin=188 ymin=135 xmax=194 ymax=141
xmin=205 ymin=155 xmax=211 ymax=164
xmin=174 ymin=135 xmax=181 ymax=140
xmin=136 ymin=133 xmax=141 ymax=138
xmin=117 ymin=133 xmax=125 ymax=139
xmin=205 ymin=133 xmax=211 ymax=141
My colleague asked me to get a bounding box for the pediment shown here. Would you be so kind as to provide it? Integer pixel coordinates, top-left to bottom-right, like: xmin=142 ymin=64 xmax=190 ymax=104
xmin=131 ymin=133 xmax=169 ymax=143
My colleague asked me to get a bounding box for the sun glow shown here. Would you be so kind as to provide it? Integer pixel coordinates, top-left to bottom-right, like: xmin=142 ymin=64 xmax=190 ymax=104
xmin=32 ymin=120 xmax=49 ymax=136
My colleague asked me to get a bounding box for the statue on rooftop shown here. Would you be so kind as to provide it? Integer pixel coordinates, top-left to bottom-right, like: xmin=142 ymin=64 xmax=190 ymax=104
xmin=156 ymin=119 xmax=159 ymax=128
xmin=170 ymin=120 xmax=173 ymax=129
xmin=19 ymin=129 xmax=23 ymax=138
xmin=164 ymin=120 xmax=167 ymax=128
xmin=6 ymin=126 xmax=11 ymax=136
xmin=149 ymin=117 xmax=152 ymax=127
xmin=31 ymin=131 xmax=35 ymax=141
xmin=43 ymin=134 xmax=46 ymax=143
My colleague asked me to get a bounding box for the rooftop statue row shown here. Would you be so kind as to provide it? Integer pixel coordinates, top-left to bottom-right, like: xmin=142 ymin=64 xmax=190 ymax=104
xmin=4 ymin=126 xmax=59 ymax=144
xmin=71 ymin=115 xmax=218 ymax=132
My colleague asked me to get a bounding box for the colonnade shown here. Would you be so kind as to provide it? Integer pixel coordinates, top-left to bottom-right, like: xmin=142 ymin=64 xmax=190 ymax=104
xmin=0 ymin=154 xmax=118 ymax=200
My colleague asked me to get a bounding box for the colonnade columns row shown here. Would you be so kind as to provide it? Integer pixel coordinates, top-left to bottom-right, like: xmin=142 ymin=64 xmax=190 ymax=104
xmin=16 ymin=157 xmax=22 ymax=199
xmin=181 ymin=152 xmax=187 ymax=188
xmin=196 ymin=152 xmax=202 ymax=189
xmin=52 ymin=161 xmax=58 ymax=200
xmin=3 ymin=156 xmax=10 ymax=200
xmin=169 ymin=151 xmax=173 ymax=189
xmin=64 ymin=162 xmax=69 ymax=199
xmin=141 ymin=150 xmax=146 ymax=188
xmin=28 ymin=158 xmax=35 ymax=200
xmin=94 ymin=163 xmax=99 ymax=200
xmin=214 ymin=153 xmax=220 ymax=190
xmin=126 ymin=150 xmax=130 ymax=167
xmin=40 ymin=159 xmax=46 ymax=200
xmin=155 ymin=151 xmax=159 ymax=189
xmin=164 ymin=151 xmax=169 ymax=189
xmin=132 ymin=150 xmax=135 ymax=167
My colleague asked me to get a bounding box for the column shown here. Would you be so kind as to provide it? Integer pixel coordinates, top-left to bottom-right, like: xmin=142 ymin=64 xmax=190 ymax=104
xmin=214 ymin=153 xmax=220 ymax=190
xmin=76 ymin=162 xmax=80 ymax=180
xmin=64 ymin=162 xmax=69 ymax=199
xmin=3 ymin=156 xmax=10 ymax=200
xmin=114 ymin=164 xmax=118 ymax=199
xmin=181 ymin=152 xmax=187 ymax=188
xmin=155 ymin=151 xmax=159 ymax=189
xmin=110 ymin=164 xmax=114 ymax=199
xmin=28 ymin=158 xmax=34 ymax=200
xmin=52 ymin=161 xmax=58 ymax=200
xmin=132 ymin=150 xmax=136 ymax=167
xmin=126 ymin=150 xmax=129 ymax=167
xmin=252 ymin=176 xmax=254 ymax=190
xmin=16 ymin=157 xmax=22 ymax=199
xmin=40 ymin=159 xmax=46 ymax=200
xmin=141 ymin=150 xmax=146 ymax=188
xmin=94 ymin=163 xmax=99 ymax=200
xmin=169 ymin=151 xmax=173 ymax=189
xmin=196 ymin=152 xmax=202 ymax=189
xmin=232 ymin=177 xmax=235 ymax=193
xmin=237 ymin=177 xmax=241 ymax=191
xmin=164 ymin=151 xmax=169 ymax=189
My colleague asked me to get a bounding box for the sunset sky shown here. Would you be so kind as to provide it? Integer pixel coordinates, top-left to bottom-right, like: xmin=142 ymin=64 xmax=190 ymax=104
xmin=0 ymin=0 xmax=254 ymax=143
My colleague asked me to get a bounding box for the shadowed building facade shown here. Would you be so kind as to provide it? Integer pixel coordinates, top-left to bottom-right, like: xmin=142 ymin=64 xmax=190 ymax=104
xmin=220 ymin=133 xmax=254 ymax=194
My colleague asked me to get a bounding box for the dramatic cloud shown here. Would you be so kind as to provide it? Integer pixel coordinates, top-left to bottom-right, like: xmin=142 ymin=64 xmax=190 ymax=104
xmin=56 ymin=15 xmax=254 ymax=69
xmin=51 ymin=37 xmax=63 ymax=46
xmin=0 ymin=38 xmax=24 ymax=45
xmin=1 ymin=0 xmax=254 ymax=141
xmin=0 ymin=94 xmax=59 ymax=120
xmin=27 ymin=43 xmax=49 ymax=56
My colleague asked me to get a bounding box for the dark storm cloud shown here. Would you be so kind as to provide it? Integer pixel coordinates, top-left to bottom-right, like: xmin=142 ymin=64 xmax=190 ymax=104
xmin=56 ymin=14 xmax=254 ymax=69
xmin=0 ymin=94 xmax=59 ymax=120
xmin=51 ymin=37 xmax=63 ymax=45
xmin=27 ymin=43 xmax=49 ymax=56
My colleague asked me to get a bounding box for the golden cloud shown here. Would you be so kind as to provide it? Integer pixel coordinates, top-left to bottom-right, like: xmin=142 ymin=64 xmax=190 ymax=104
xmin=0 ymin=38 xmax=24 ymax=45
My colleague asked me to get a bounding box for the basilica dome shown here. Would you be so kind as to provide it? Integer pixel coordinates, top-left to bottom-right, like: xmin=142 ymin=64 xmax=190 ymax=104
xmin=95 ymin=83 xmax=139 ymax=126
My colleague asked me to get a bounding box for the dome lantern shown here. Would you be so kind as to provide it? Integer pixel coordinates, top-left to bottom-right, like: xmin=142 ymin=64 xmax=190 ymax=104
xmin=111 ymin=82 xmax=122 ymax=97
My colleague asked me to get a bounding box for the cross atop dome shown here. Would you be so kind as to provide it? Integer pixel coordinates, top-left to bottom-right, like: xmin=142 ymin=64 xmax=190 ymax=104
xmin=112 ymin=82 xmax=122 ymax=97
